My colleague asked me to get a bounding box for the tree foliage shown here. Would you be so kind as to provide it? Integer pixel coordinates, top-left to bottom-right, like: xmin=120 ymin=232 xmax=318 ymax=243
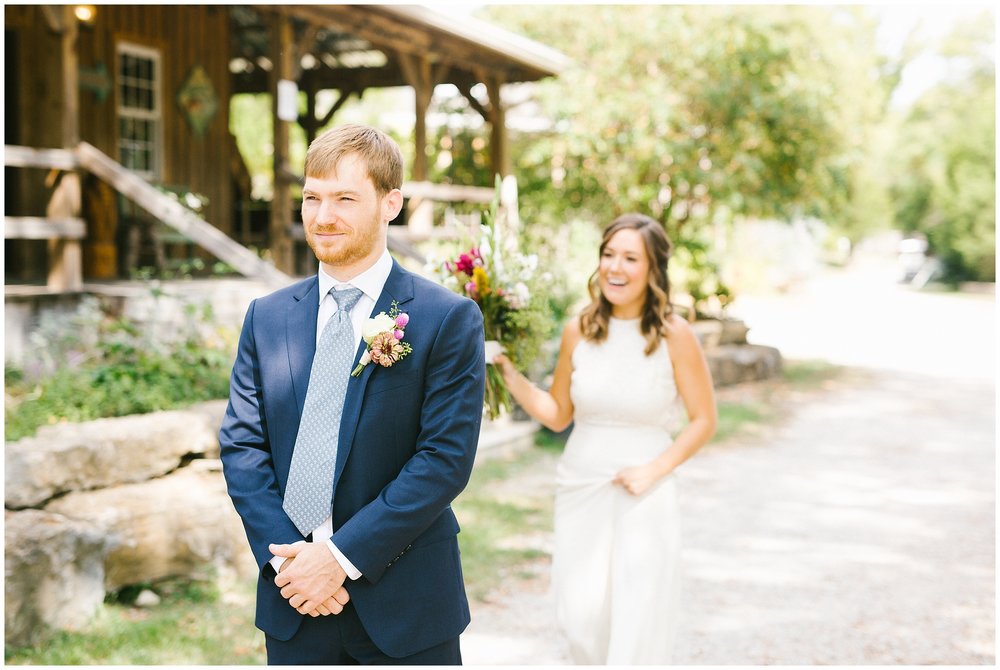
xmin=465 ymin=5 xmax=897 ymax=310
xmin=481 ymin=5 xmax=890 ymax=232
xmin=888 ymin=14 xmax=996 ymax=282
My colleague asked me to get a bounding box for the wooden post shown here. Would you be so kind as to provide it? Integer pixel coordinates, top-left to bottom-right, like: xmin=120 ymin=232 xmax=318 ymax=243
xmin=485 ymin=75 xmax=510 ymax=178
xmin=268 ymin=11 xmax=295 ymax=274
xmin=399 ymin=54 xmax=449 ymax=236
xmin=49 ymin=5 xmax=83 ymax=292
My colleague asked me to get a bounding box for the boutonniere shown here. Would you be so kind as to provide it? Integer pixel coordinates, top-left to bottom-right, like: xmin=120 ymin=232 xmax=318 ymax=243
xmin=351 ymin=301 xmax=412 ymax=377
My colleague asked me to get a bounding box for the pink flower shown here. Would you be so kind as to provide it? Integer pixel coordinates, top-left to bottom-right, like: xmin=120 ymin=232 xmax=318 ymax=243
xmin=395 ymin=313 xmax=410 ymax=328
xmin=393 ymin=329 xmax=404 ymax=340
xmin=455 ymin=248 xmax=482 ymax=275
xmin=464 ymin=281 xmax=478 ymax=299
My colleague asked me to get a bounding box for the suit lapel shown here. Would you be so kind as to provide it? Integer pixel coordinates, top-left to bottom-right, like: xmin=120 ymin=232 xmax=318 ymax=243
xmin=334 ymin=260 xmax=415 ymax=490
xmin=287 ymin=277 xmax=320 ymax=416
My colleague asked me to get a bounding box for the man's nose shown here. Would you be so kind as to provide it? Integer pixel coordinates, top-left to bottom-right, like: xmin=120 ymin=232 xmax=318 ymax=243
xmin=316 ymin=200 xmax=339 ymax=224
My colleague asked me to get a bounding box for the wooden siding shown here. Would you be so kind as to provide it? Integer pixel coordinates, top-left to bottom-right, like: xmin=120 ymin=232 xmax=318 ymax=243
xmin=5 ymin=5 xmax=234 ymax=237
xmin=77 ymin=5 xmax=233 ymax=235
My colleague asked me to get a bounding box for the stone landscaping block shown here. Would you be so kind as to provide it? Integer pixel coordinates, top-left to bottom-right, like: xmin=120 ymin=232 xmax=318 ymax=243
xmin=45 ymin=460 xmax=256 ymax=591
xmin=4 ymin=509 xmax=110 ymax=648
xmin=707 ymin=344 xmax=783 ymax=386
xmin=5 ymin=407 xmax=219 ymax=508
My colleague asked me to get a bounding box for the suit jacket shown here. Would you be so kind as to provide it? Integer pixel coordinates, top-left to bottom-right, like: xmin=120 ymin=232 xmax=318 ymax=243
xmin=219 ymin=259 xmax=486 ymax=658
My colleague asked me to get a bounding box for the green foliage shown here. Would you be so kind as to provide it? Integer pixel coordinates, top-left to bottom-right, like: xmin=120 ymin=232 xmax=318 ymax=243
xmin=5 ymin=296 xmax=235 ymax=441
xmin=888 ymin=14 xmax=996 ymax=282
xmin=473 ymin=4 xmax=894 ymax=306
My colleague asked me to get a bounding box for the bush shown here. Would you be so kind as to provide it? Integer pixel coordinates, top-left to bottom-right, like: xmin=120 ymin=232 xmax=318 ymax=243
xmin=5 ymin=296 xmax=236 ymax=441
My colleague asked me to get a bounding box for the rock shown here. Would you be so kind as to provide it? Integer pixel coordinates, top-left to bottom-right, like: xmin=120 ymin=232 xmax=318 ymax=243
xmin=707 ymin=344 xmax=783 ymax=386
xmin=5 ymin=407 xmax=220 ymax=508
xmin=186 ymin=399 xmax=230 ymax=459
xmin=718 ymin=318 xmax=750 ymax=345
xmin=4 ymin=509 xmax=111 ymax=648
xmin=690 ymin=320 xmax=723 ymax=349
xmin=45 ymin=461 xmax=256 ymax=591
xmin=134 ymin=589 xmax=161 ymax=608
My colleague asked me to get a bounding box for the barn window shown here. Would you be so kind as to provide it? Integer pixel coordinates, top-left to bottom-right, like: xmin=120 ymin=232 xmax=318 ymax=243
xmin=116 ymin=42 xmax=161 ymax=178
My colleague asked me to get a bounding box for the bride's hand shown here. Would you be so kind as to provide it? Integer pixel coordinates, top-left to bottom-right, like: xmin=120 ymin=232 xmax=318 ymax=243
xmin=492 ymin=353 xmax=516 ymax=382
xmin=613 ymin=465 xmax=660 ymax=496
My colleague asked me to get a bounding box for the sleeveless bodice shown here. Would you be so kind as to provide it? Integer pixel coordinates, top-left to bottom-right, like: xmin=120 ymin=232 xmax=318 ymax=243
xmin=570 ymin=317 xmax=682 ymax=434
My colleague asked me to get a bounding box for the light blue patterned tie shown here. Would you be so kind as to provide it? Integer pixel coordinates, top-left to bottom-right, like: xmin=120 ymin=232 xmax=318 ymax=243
xmin=283 ymin=286 xmax=364 ymax=535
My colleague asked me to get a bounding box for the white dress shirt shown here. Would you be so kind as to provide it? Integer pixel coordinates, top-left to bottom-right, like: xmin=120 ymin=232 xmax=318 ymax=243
xmin=270 ymin=249 xmax=394 ymax=583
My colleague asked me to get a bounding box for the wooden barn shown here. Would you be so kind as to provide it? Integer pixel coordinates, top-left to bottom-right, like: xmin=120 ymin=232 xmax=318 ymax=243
xmin=4 ymin=4 xmax=567 ymax=293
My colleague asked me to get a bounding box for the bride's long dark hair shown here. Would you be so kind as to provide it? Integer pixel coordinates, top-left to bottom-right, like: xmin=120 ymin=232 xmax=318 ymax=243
xmin=579 ymin=213 xmax=675 ymax=356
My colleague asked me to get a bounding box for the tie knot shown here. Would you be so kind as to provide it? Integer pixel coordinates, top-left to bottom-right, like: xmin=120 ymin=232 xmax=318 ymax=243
xmin=331 ymin=286 xmax=364 ymax=314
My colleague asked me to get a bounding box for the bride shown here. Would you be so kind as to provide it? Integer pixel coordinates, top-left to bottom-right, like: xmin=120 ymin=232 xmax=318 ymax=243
xmin=493 ymin=212 xmax=717 ymax=664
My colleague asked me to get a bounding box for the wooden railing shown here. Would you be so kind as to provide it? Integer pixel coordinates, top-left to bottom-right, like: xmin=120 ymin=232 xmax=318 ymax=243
xmin=5 ymin=143 xmax=292 ymax=290
xmin=4 ymin=145 xmax=85 ymax=291
xmin=75 ymin=143 xmax=289 ymax=285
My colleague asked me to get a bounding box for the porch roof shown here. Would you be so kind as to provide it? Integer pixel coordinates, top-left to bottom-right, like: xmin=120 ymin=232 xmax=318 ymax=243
xmin=232 ymin=5 xmax=571 ymax=94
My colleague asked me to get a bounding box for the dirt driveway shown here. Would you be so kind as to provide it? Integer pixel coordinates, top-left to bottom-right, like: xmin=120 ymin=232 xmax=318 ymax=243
xmin=462 ymin=257 xmax=995 ymax=664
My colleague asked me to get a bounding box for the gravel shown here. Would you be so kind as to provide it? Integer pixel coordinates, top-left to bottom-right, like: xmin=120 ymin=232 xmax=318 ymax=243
xmin=462 ymin=368 xmax=995 ymax=665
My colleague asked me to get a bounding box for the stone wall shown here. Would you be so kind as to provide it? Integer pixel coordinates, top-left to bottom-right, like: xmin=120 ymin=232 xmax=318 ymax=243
xmin=694 ymin=317 xmax=783 ymax=386
xmin=3 ymin=399 xmax=255 ymax=648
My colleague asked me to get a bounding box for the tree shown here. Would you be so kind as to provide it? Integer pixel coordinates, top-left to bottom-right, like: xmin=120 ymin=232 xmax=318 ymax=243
xmin=889 ymin=14 xmax=995 ymax=282
xmin=475 ymin=4 xmax=893 ymax=307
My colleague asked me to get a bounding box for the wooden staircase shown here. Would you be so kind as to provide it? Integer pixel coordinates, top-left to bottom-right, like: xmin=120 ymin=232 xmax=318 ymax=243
xmin=5 ymin=143 xmax=292 ymax=291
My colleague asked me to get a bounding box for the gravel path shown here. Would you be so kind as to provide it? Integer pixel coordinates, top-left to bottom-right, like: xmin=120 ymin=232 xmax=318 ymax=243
xmin=463 ymin=368 xmax=994 ymax=665
xmin=462 ymin=258 xmax=994 ymax=665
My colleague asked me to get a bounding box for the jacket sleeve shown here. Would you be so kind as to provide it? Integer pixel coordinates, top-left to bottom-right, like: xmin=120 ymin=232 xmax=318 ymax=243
xmin=331 ymin=298 xmax=486 ymax=583
xmin=219 ymin=299 xmax=304 ymax=572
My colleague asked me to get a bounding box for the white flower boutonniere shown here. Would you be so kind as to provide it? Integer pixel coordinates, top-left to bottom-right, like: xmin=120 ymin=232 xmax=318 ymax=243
xmin=351 ymin=301 xmax=413 ymax=377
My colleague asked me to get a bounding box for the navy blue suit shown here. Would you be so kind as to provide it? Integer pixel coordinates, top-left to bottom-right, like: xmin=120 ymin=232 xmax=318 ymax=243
xmin=220 ymin=260 xmax=486 ymax=659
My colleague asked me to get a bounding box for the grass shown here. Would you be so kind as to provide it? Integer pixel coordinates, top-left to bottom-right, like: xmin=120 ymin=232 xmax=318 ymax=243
xmin=5 ymin=358 xmax=843 ymax=663
xmin=713 ymin=358 xmax=844 ymax=444
xmin=455 ymin=446 xmax=555 ymax=601
xmin=5 ymin=576 xmax=265 ymax=665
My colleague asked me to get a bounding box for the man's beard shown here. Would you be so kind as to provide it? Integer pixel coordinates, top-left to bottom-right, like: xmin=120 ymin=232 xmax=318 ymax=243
xmin=305 ymin=217 xmax=383 ymax=268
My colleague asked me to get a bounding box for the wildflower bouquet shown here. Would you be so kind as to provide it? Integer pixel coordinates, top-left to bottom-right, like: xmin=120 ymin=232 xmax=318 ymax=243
xmin=435 ymin=182 xmax=551 ymax=420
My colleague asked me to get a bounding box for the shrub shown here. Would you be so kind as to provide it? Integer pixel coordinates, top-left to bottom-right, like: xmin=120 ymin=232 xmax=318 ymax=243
xmin=5 ymin=296 xmax=236 ymax=441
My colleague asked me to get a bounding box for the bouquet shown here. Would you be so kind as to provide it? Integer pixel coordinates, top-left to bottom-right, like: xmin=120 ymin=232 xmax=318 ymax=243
xmin=434 ymin=180 xmax=551 ymax=420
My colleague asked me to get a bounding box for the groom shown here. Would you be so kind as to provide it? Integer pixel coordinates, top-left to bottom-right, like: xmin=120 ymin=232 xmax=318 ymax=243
xmin=220 ymin=123 xmax=486 ymax=664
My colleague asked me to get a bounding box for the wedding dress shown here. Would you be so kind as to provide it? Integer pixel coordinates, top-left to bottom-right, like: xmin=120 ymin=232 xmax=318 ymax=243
xmin=554 ymin=316 xmax=684 ymax=664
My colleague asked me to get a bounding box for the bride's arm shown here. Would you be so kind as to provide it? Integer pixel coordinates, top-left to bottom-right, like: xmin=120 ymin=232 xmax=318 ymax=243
xmin=493 ymin=318 xmax=580 ymax=432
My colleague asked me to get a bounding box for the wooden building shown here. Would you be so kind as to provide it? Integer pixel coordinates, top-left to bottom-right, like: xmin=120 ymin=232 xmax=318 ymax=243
xmin=4 ymin=5 xmax=567 ymax=290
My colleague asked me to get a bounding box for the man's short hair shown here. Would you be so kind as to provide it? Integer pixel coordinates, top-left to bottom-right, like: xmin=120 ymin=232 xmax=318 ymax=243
xmin=304 ymin=124 xmax=404 ymax=196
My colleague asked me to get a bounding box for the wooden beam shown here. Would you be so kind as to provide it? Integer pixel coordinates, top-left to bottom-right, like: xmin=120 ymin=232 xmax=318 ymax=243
xmin=41 ymin=5 xmax=65 ymax=33
xmin=47 ymin=238 xmax=83 ymax=292
xmin=459 ymin=84 xmax=490 ymax=121
xmin=485 ymin=75 xmax=510 ymax=177
xmin=4 ymin=145 xmax=81 ymax=170
xmin=398 ymin=53 xmax=433 ymax=182
xmin=268 ymin=11 xmax=296 ymax=274
xmin=4 ymin=217 xmax=86 ymax=239
xmin=76 ymin=142 xmax=290 ymax=285
xmin=60 ymin=5 xmax=79 ymax=147
xmin=401 ymin=182 xmax=495 ymax=204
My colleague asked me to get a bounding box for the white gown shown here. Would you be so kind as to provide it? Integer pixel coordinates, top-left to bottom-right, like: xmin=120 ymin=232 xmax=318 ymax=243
xmin=554 ymin=316 xmax=684 ymax=664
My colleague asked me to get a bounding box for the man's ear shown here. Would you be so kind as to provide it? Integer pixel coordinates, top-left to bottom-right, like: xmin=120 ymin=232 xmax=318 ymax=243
xmin=382 ymin=188 xmax=404 ymax=223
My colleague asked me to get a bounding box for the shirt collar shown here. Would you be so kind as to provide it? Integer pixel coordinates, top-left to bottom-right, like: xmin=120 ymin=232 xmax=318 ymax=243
xmin=317 ymin=249 xmax=393 ymax=305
